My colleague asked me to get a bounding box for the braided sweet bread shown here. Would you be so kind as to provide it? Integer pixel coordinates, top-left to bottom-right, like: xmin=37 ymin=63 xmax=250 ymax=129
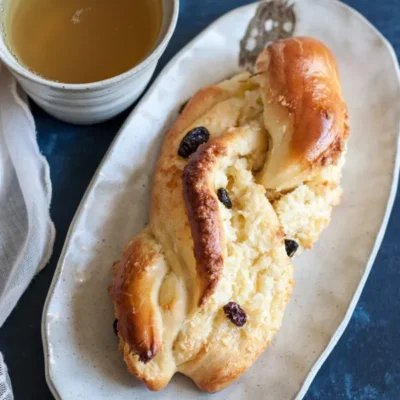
xmin=110 ymin=37 xmax=349 ymax=392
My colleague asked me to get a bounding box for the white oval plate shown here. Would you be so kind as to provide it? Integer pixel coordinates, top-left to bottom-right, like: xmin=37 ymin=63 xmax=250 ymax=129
xmin=42 ymin=1 xmax=400 ymax=399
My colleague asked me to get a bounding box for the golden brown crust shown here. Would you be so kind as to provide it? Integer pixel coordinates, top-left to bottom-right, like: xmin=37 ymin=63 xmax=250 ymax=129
xmin=121 ymin=341 xmax=172 ymax=391
xmin=182 ymin=142 xmax=227 ymax=305
xmin=256 ymin=37 xmax=349 ymax=190
xmin=109 ymin=75 xmax=249 ymax=387
xmin=180 ymin=344 xmax=267 ymax=393
xmin=256 ymin=36 xmax=348 ymax=165
xmin=109 ymin=231 xmax=165 ymax=363
xmin=150 ymin=73 xmax=250 ymax=308
xmin=109 ymin=37 xmax=349 ymax=392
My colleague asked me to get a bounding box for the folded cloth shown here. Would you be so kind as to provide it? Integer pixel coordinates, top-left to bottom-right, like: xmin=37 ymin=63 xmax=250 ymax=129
xmin=0 ymin=65 xmax=55 ymax=398
xmin=0 ymin=353 xmax=12 ymax=400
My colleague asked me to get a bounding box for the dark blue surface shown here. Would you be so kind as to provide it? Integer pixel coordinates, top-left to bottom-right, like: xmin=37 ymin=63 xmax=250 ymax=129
xmin=1 ymin=1 xmax=399 ymax=399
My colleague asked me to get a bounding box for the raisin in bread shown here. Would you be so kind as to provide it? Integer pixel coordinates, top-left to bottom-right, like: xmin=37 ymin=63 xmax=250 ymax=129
xmin=109 ymin=37 xmax=349 ymax=392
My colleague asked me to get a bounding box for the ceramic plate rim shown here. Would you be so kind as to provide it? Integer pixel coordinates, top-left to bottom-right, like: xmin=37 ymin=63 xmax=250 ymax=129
xmin=42 ymin=1 xmax=400 ymax=399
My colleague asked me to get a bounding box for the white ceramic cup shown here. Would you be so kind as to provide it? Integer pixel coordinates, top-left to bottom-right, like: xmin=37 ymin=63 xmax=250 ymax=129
xmin=0 ymin=0 xmax=179 ymax=125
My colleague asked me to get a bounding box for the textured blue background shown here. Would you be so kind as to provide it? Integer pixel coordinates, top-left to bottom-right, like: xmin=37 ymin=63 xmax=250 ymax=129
xmin=0 ymin=1 xmax=399 ymax=399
